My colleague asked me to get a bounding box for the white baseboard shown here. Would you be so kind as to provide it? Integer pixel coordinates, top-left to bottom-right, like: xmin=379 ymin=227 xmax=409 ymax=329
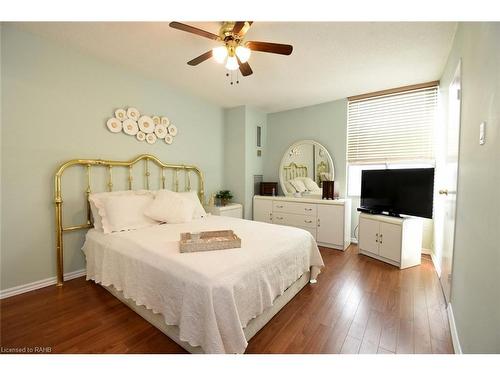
xmin=351 ymin=237 xmax=358 ymax=244
xmin=0 ymin=269 xmax=86 ymax=300
xmin=430 ymin=251 xmax=442 ymax=277
xmin=421 ymin=248 xmax=432 ymax=255
xmin=447 ymin=303 xmax=463 ymax=354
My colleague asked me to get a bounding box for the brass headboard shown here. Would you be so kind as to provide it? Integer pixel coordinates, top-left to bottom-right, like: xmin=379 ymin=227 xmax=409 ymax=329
xmin=54 ymin=154 xmax=205 ymax=286
xmin=283 ymin=162 xmax=308 ymax=181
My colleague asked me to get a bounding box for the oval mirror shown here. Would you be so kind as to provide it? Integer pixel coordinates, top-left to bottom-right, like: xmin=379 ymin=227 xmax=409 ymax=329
xmin=279 ymin=140 xmax=335 ymax=197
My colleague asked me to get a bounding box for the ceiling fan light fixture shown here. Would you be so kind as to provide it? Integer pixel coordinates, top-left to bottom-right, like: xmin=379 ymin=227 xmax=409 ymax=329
xmin=212 ymin=46 xmax=228 ymax=63
xmin=235 ymin=46 xmax=251 ymax=63
xmin=225 ymin=56 xmax=239 ymax=71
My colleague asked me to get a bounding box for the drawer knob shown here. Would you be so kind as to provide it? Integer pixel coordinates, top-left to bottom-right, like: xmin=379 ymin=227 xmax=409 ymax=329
xmin=305 ymin=208 xmax=312 ymax=211
xmin=304 ymin=220 xmax=312 ymax=223
xmin=276 ymin=205 xmax=283 ymax=208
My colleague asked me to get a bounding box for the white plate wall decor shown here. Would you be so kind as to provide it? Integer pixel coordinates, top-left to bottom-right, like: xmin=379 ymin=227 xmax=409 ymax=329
xmin=127 ymin=107 xmax=140 ymax=121
xmin=123 ymin=119 xmax=139 ymax=135
xmin=154 ymin=124 xmax=167 ymax=139
xmin=136 ymin=131 xmax=146 ymax=142
xmin=106 ymin=107 xmax=178 ymax=146
xmin=161 ymin=117 xmax=170 ymax=126
xmin=114 ymin=108 xmax=127 ymax=121
xmin=167 ymin=124 xmax=178 ymax=136
xmin=146 ymin=133 xmax=157 ymax=144
xmin=106 ymin=118 xmax=122 ymax=133
xmin=138 ymin=116 xmax=155 ymax=134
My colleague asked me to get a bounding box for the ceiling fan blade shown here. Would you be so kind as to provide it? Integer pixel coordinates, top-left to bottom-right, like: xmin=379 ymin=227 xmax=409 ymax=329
xmin=246 ymin=41 xmax=293 ymax=55
xmin=233 ymin=21 xmax=253 ymax=35
xmin=169 ymin=22 xmax=220 ymax=41
xmin=237 ymin=56 xmax=253 ymax=76
xmin=187 ymin=50 xmax=213 ymax=66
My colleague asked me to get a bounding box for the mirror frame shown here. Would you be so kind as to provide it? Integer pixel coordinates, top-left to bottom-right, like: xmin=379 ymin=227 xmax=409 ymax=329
xmin=279 ymin=140 xmax=335 ymax=196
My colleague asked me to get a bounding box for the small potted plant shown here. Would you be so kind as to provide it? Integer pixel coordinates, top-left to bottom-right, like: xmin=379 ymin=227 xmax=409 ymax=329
xmin=216 ymin=190 xmax=233 ymax=206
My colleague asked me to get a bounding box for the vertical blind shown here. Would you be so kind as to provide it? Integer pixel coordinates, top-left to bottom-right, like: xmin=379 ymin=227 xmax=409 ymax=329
xmin=347 ymin=86 xmax=438 ymax=164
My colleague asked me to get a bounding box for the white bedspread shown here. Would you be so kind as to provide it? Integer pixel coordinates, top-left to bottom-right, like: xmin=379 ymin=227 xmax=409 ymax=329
xmin=82 ymin=215 xmax=324 ymax=353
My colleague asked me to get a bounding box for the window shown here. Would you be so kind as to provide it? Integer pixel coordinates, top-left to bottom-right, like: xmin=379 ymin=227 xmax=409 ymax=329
xmin=347 ymin=84 xmax=438 ymax=196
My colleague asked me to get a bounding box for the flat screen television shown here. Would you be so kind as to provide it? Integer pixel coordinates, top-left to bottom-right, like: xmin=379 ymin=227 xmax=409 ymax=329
xmin=360 ymin=168 xmax=435 ymax=219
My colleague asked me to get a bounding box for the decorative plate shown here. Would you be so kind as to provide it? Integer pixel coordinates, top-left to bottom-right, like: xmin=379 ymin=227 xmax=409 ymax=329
xmin=122 ymin=119 xmax=138 ymax=135
xmin=152 ymin=116 xmax=161 ymax=125
xmin=138 ymin=116 xmax=155 ymax=134
xmin=154 ymin=124 xmax=168 ymax=139
xmin=136 ymin=131 xmax=146 ymax=142
xmin=164 ymin=134 xmax=173 ymax=145
xmin=160 ymin=116 xmax=170 ymax=126
xmin=126 ymin=107 xmax=140 ymax=121
xmin=114 ymin=109 xmax=127 ymax=121
xmin=146 ymin=133 xmax=157 ymax=144
xmin=167 ymin=124 xmax=178 ymax=136
xmin=106 ymin=118 xmax=122 ymax=133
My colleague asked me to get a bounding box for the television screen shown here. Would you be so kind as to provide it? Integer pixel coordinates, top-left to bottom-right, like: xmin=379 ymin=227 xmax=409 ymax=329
xmin=360 ymin=168 xmax=435 ymax=219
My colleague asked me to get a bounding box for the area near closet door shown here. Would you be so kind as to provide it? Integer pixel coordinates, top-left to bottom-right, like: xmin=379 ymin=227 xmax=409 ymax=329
xmin=253 ymin=196 xmax=351 ymax=250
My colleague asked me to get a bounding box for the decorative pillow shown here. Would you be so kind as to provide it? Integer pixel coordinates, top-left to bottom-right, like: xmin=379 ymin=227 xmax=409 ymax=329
xmin=155 ymin=190 xmax=207 ymax=219
xmin=285 ymin=181 xmax=297 ymax=193
xmin=89 ymin=199 xmax=104 ymax=231
xmin=289 ymin=178 xmax=307 ymax=193
xmin=300 ymin=177 xmax=321 ymax=192
xmin=144 ymin=190 xmax=196 ymax=224
xmin=89 ymin=190 xmax=151 ymax=231
xmin=89 ymin=190 xmax=157 ymax=234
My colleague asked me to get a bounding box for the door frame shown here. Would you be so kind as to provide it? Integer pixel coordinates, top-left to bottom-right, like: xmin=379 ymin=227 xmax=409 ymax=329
xmin=442 ymin=59 xmax=463 ymax=302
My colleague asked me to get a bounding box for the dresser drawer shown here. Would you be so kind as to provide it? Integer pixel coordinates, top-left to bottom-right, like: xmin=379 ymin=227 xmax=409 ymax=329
xmin=273 ymin=201 xmax=317 ymax=216
xmin=272 ymin=212 xmax=316 ymax=228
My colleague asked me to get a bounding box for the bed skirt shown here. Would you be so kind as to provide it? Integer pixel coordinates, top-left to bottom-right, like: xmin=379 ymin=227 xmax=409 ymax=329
xmin=101 ymin=271 xmax=311 ymax=354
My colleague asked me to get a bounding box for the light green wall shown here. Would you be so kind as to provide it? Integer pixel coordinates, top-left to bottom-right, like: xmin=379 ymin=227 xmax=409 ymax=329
xmin=0 ymin=26 xmax=224 ymax=290
xmin=264 ymin=99 xmax=347 ymax=197
xmin=223 ymin=105 xmax=267 ymax=220
xmin=244 ymin=106 xmax=267 ymax=219
xmin=223 ymin=106 xmax=246 ymax=212
xmin=439 ymin=22 xmax=500 ymax=353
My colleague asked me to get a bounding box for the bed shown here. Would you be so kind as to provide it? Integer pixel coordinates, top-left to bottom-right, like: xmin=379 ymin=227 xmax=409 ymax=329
xmin=54 ymin=154 xmax=324 ymax=354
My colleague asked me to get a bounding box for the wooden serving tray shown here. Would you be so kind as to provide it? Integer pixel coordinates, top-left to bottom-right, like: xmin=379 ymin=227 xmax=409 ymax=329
xmin=179 ymin=230 xmax=241 ymax=253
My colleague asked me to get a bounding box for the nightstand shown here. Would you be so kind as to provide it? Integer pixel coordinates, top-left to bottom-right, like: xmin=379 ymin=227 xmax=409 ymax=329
xmin=205 ymin=203 xmax=243 ymax=219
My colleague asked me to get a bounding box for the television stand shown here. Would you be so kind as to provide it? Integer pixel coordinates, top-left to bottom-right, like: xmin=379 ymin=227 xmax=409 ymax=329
xmin=387 ymin=212 xmax=402 ymax=218
xmin=357 ymin=212 xmax=423 ymax=269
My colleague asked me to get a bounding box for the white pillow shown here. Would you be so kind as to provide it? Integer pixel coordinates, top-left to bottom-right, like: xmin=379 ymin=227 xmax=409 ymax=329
xmin=144 ymin=190 xmax=196 ymax=224
xmin=89 ymin=199 xmax=104 ymax=231
xmin=89 ymin=190 xmax=157 ymax=234
xmin=285 ymin=181 xmax=297 ymax=193
xmin=300 ymin=177 xmax=321 ymax=192
xmin=156 ymin=190 xmax=207 ymax=219
xmin=89 ymin=190 xmax=151 ymax=231
xmin=289 ymin=178 xmax=307 ymax=193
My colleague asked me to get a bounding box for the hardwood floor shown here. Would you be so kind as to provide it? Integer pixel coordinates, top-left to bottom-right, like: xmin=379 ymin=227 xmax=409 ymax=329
xmin=0 ymin=245 xmax=454 ymax=354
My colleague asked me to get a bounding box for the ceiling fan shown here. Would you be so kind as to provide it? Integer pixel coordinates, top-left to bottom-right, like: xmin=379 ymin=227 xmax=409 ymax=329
xmin=169 ymin=21 xmax=293 ymax=78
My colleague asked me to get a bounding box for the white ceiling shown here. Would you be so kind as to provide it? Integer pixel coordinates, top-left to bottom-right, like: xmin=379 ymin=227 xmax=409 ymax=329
xmin=13 ymin=22 xmax=457 ymax=113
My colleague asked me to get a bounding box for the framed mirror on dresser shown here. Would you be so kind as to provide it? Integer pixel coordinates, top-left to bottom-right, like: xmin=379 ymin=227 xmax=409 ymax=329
xmin=254 ymin=140 xmax=351 ymax=251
